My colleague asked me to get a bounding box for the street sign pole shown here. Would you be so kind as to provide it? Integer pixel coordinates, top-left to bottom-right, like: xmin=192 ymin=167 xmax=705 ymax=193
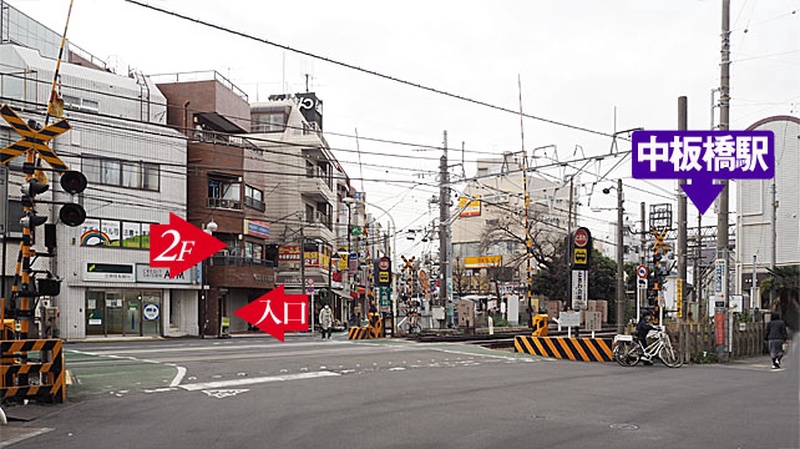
xmin=306 ymin=278 xmax=315 ymax=331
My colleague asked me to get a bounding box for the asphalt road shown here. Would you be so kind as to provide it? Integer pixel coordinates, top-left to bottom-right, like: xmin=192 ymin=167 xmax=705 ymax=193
xmin=2 ymin=334 xmax=798 ymax=449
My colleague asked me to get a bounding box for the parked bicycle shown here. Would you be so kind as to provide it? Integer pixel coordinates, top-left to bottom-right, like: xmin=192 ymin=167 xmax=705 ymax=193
xmin=404 ymin=308 xmax=422 ymax=336
xmin=613 ymin=326 xmax=683 ymax=368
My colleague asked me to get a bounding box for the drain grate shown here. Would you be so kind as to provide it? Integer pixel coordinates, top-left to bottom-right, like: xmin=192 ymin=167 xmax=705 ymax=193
xmin=609 ymin=423 xmax=639 ymax=430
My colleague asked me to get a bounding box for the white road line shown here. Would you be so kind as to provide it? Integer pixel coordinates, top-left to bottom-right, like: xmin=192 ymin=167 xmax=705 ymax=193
xmin=77 ymin=341 xmax=350 ymax=356
xmin=178 ymin=371 xmax=341 ymax=391
xmin=169 ymin=365 xmax=187 ymax=387
xmin=432 ymin=346 xmax=547 ymax=362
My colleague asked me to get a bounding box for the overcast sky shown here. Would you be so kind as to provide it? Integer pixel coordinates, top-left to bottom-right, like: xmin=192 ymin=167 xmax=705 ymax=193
xmin=14 ymin=0 xmax=800 ymax=257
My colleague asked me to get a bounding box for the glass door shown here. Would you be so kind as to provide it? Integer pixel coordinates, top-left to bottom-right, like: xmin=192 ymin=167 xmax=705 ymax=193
xmin=86 ymin=291 xmax=105 ymax=335
xmin=124 ymin=293 xmax=141 ymax=336
xmin=105 ymin=292 xmax=123 ymax=334
xmin=141 ymin=292 xmax=161 ymax=336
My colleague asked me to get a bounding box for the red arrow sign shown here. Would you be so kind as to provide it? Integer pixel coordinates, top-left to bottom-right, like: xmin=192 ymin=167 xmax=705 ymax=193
xmin=150 ymin=213 xmax=226 ymax=278
xmin=234 ymin=285 xmax=309 ymax=342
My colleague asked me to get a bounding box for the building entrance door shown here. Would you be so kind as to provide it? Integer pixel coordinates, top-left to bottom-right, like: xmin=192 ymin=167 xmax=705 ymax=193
xmin=124 ymin=293 xmax=141 ymax=335
xmin=105 ymin=292 xmax=124 ymax=334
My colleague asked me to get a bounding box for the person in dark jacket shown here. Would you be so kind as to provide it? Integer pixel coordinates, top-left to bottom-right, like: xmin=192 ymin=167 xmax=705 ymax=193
xmin=636 ymin=310 xmax=657 ymax=349
xmin=765 ymin=312 xmax=789 ymax=369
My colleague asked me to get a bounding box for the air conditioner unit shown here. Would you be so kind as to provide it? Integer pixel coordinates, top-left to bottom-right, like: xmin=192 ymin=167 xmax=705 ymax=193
xmin=219 ymin=199 xmax=231 ymax=208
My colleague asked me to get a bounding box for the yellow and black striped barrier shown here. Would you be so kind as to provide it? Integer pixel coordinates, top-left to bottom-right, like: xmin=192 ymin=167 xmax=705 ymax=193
xmin=348 ymin=313 xmax=384 ymax=340
xmin=348 ymin=326 xmax=372 ymax=340
xmin=1 ymin=339 xmax=66 ymax=403
xmin=514 ymin=336 xmax=614 ymax=362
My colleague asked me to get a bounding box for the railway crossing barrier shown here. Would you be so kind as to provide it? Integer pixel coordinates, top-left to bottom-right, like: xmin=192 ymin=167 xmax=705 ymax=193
xmin=515 ymin=336 xmax=614 ymax=362
xmin=1 ymin=339 xmax=66 ymax=403
xmin=348 ymin=313 xmax=384 ymax=340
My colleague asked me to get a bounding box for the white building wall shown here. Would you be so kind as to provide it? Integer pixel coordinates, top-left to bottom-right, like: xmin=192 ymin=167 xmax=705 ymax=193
xmin=735 ymin=117 xmax=800 ymax=303
xmin=0 ymin=44 xmax=195 ymax=340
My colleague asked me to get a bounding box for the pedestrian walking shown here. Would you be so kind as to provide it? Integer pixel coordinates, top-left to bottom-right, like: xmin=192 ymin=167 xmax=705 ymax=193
xmin=765 ymin=311 xmax=789 ymax=369
xmin=319 ymin=304 xmax=333 ymax=340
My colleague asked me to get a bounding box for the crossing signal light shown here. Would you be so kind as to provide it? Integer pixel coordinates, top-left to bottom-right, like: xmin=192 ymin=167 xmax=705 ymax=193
xmin=19 ymin=177 xmax=49 ymax=228
xmin=59 ymin=204 xmax=86 ymax=227
xmin=60 ymin=170 xmax=87 ymax=194
xmin=21 ymin=178 xmax=49 ymax=206
xmin=59 ymin=170 xmax=87 ymax=227
xmin=20 ymin=211 xmax=47 ymax=228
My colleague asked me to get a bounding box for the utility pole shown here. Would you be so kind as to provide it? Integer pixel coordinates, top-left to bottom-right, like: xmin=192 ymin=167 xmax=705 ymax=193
xmin=769 ymin=181 xmax=777 ymax=310
xmin=518 ymin=75 xmax=532 ymax=317
xmin=696 ymin=212 xmax=704 ymax=318
xmin=638 ymin=201 xmax=646 ymax=319
xmin=438 ymin=131 xmax=451 ymax=310
xmin=677 ymin=96 xmax=688 ymax=320
xmin=716 ymin=0 xmax=731 ymax=361
xmin=717 ymin=0 xmax=731 ymax=259
xmin=615 ymin=179 xmax=625 ymax=333
xmin=567 ymin=177 xmax=574 ymax=307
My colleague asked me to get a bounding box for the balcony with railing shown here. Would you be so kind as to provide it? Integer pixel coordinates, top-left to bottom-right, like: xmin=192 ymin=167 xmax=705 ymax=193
xmin=206 ymin=255 xmax=275 ymax=290
xmin=208 ymin=197 xmax=242 ymax=210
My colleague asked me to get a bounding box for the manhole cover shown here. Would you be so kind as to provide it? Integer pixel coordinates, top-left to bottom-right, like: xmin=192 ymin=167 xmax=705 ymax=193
xmin=609 ymin=423 xmax=639 ymax=430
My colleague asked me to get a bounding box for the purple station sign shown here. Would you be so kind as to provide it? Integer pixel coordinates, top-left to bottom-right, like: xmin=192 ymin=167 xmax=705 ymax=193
xmin=632 ymin=130 xmax=775 ymax=214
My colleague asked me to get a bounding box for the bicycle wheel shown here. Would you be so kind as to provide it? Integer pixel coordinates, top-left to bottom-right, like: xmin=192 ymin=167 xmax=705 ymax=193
xmin=409 ymin=323 xmax=422 ymax=335
xmin=659 ymin=343 xmax=684 ymax=368
xmin=613 ymin=341 xmax=641 ymax=367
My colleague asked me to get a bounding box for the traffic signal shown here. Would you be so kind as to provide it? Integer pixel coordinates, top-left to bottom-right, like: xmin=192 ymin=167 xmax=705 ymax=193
xmin=59 ymin=170 xmax=87 ymax=227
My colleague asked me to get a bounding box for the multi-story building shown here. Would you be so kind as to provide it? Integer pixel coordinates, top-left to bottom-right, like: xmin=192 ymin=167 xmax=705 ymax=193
xmin=0 ymin=4 xmax=196 ymax=340
xmin=735 ymin=115 xmax=800 ymax=314
xmin=249 ymin=93 xmax=353 ymax=326
xmin=156 ymin=71 xmax=279 ymax=336
xmin=451 ymin=156 xmax=572 ymax=302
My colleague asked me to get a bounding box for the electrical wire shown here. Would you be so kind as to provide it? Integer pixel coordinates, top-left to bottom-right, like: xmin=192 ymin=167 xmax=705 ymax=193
xmin=125 ymin=0 xmax=621 ymax=140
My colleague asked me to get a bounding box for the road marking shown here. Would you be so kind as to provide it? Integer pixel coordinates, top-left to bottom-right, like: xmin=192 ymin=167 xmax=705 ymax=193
xmin=169 ymin=365 xmax=187 ymax=387
xmin=0 ymin=427 xmax=54 ymax=447
xmin=202 ymin=389 xmax=249 ymax=399
xmin=178 ymin=371 xmax=341 ymax=391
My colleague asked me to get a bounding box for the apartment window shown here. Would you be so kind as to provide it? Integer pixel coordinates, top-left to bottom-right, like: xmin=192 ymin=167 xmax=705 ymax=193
xmin=244 ymin=185 xmax=265 ymax=211
xmin=306 ymin=160 xmax=315 ymax=178
xmin=83 ymin=157 xmax=160 ymax=191
xmin=305 ymin=204 xmax=314 ymax=223
xmin=63 ymin=94 xmax=99 ymax=112
xmin=251 ymin=111 xmax=287 ymax=133
xmin=208 ymin=176 xmax=241 ymax=209
xmin=244 ymin=241 xmax=263 ymax=262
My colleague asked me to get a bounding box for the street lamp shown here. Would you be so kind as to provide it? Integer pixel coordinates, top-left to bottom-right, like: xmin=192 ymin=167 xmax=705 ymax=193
xmin=201 ymin=220 xmax=218 ymax=338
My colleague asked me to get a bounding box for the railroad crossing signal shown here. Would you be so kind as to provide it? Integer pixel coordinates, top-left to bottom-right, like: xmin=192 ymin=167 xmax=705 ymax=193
xmin=0 ymin=104 xmax=71 ymax=171
xmin=652 ymin=228 xmax=669 ymax=254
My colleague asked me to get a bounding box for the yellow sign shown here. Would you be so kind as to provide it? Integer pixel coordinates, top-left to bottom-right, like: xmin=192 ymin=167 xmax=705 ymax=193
xmin=419 ymin=269 xmax=429 ymax=289
xmin=464 ymin=255 xmax=502 ymax=269
xmin=458 ymin=196 xmax=481 ymax=217
xmin=573 ymin=248 xmax=588 ymax=265
xmin=676 ymin=278 xmax=684 ymax=318
xmin=379 ymin=272 xmax=390 ymax=283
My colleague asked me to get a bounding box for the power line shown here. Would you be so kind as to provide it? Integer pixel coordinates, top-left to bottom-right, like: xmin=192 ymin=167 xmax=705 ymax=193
xmin=125 ymin=0 xmax=621 ymax=140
